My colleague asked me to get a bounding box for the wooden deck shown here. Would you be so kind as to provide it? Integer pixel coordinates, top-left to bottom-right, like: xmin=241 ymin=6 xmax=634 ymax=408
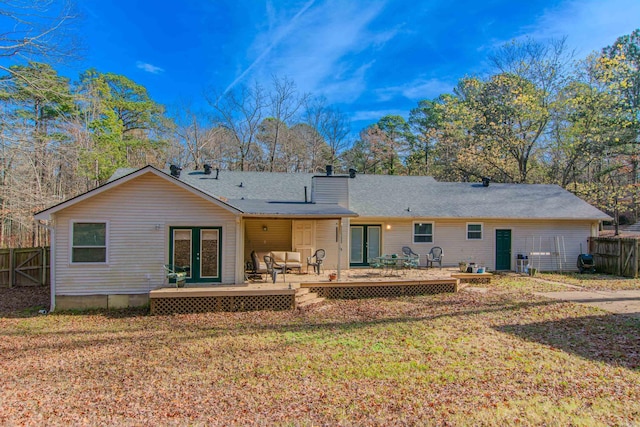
xmin=150 ymin=285 xmax=296 ymax=315
xmin=150 ymin=276 xmax=459 ymax=315
xmin=450 ymin=272 xmax=493 ymax=284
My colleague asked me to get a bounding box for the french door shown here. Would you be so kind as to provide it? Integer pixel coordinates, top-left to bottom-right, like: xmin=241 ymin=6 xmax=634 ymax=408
xmin=350 ymin=225 xmax=381 ymax=266
xmin=170 ymin=227 xmax=222 ymax=283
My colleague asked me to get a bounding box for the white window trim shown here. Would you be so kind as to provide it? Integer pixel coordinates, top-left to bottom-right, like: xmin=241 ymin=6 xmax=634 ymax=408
xmin=413 ymin=221 xmax=434 ymax=244
xmin=466 ymin=222 xmax=483 ymax=241
xmin=69 ymin=220 xmax=109 ymax=265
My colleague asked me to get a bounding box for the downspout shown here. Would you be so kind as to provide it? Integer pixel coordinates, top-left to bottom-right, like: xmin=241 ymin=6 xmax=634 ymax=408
xmin=337 ymin=219 xmax=342 ymax=281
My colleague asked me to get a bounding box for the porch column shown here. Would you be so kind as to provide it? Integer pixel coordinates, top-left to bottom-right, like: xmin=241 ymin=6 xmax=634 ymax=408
xmin=235 ymin=217 xmax=243 ymax=284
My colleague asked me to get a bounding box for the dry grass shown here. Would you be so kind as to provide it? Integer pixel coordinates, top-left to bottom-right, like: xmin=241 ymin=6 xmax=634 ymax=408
xmin=1 ymin=278 xmax=639 ymax=426
xmin=538 ymin=272 xmax=640 ymax=291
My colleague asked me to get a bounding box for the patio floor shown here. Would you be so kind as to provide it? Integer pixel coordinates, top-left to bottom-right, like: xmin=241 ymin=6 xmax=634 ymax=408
xmin=252 ymin=266 xmax=458 ymax=287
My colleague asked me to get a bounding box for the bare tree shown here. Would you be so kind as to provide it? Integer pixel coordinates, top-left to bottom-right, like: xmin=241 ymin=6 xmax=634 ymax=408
xmin=320 ymin=106 xmax=350 ymax=168
xmin=0 ymin=0 xmax=79 ymax=71
xmin=170 ymin=101 xmax=223 ymax=169
xmin=207 ymin=81 xmax=266 ymax=171
xmin=262 ymin=76 xmax=308 ymax=172
xmin=304 ymin=96 xmax=350 ymax=169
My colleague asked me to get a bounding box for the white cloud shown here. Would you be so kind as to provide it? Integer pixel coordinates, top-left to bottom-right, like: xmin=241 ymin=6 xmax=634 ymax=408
xmin=375 ymin=77 xmax=454 ymax=102
xmin=524 ymin=0 xmax=640 ymax=56
xmin=225 ymin=0 xmax=396 ymax=103
xmin=136 ymin=61 xmax=164 ymax=74
xmin=351 ymin=108 xmax=407 ymax=122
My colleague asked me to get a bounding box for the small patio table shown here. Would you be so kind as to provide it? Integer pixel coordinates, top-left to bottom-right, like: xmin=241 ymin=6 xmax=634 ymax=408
xmin=371 ymin=255 xmax=410 ymax=275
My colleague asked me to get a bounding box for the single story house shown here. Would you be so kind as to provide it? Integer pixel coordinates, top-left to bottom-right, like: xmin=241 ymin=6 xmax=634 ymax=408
xmin=34 ymin=165 xmax=610 ymax=310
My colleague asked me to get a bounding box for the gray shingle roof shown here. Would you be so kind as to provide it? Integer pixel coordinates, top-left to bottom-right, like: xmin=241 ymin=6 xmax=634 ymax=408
xmin=227 ymin=199 xmax=357 ymax=217
xmin=111 ymin=168 xmax=610 ymax=220
xmin=349 ymin=181 xmax=610 ymax=220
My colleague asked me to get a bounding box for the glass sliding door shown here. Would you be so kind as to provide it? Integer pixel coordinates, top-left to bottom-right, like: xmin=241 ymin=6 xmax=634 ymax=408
xmin=350 ymin=226 xmax=364 ymax=264
xmin=367 ymin=226 xmax=381 ymax=263
xmin=350 ymin=225 xmax=381 ymax=266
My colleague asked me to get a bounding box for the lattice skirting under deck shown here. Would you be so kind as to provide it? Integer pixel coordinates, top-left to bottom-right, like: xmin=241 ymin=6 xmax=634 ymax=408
xmin=307 ymin=282 xmax=456 ymax=299
xmin=151 ymin=294 xmax=294 ymax=315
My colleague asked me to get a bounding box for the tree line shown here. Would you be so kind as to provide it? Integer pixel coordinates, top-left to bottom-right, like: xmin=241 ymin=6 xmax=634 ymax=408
xmin=344 ymin=33 xmax=640 ymax=229
xmin=0 ymin=1 xmax=638 ymax=246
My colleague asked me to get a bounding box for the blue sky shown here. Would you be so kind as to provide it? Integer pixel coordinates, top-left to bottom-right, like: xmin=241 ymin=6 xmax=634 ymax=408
xmin=69 ymin=0 xmax=639 ymax=132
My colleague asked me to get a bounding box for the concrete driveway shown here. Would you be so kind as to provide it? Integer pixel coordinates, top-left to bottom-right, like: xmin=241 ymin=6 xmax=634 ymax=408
xmin=535 ymin=289 xmax=640 ymax=318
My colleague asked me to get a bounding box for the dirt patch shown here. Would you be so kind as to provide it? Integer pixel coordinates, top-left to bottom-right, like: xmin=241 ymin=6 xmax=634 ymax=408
xmin=0 ymin=286 xmax=49 ymax=316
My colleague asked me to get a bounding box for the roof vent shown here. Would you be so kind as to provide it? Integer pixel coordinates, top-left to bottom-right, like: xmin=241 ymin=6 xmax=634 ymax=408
xmin=349 ymin=168 xmax=356 ymax=178
xmin=170 ymin=165 xmax=182 ymax=178
xmin=326 ymin=165 xmax=333 ymax=176
xmin=482 ymin=177 xmax=490 ymax=187
xmin=203 ymin=164 xmax=212 ymax=175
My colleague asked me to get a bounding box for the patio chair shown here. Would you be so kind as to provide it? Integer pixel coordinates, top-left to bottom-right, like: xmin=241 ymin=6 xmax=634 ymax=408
xmin=248 ymin=250 xmax=268 ymax=281
xmin=307 ymin=249 xmax=326 ymax=274
xmin=264 ymin=255 xmax=285 ymax=284
xmin=369 ymin=257 xmax=384 ymax=269
xmin=426 ymin=246 xmax=443 ymax=269
xmin=163 ymin=264 xmax=188 ymax=288
xmin=401 ymin=246 xmax=420 ymax=268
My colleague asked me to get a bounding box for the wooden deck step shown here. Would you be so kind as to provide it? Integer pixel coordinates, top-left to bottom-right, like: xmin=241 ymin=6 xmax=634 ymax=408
xmin=296 ymin=291 xmax=321 ymax=304
xmin=295 ymin=288 xmax=325 ymax=309
xmin=295 ymin=288 xmax=310 ymax=296
xmin=297 ymin=297 xmax=325 ymax=309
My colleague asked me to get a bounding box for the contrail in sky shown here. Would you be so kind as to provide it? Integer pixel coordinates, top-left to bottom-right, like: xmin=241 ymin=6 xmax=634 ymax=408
xmin=220 ymin=0 xmax=315 ymax=99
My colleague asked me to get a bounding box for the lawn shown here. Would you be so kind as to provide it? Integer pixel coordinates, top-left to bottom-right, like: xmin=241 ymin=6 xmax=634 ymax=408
xmin=1 ymin=277 xmax=639 ymax=426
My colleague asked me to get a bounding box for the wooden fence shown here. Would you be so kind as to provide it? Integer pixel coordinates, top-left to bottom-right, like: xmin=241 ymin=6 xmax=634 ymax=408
xmin=589 ymin=238 xmax=640 ymax=278
xmin=0 ymin=247 xmax=50 ymax=287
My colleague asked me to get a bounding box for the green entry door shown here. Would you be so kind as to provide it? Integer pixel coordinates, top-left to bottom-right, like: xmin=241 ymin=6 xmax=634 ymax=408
xmin=170 ymin=227 xmax=222 ymax=283
xmin=350 ymin=225 xmax=381 ymax=266
xmin=495 ymin=229 xmax=512 ymax=271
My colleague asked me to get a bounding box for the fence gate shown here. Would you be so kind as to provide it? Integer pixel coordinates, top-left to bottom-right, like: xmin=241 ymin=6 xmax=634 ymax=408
xmin=0 ymin=247 xmax=50 ymax=287
xmin=589 ymin=238 xmax=639 ymax=278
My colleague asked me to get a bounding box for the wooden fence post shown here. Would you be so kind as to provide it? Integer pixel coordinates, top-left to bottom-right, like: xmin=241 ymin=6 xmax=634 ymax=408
xmin=617 ymin=239 xmax=622 ymax=276
xmin=632 ymin=240 xmax=640 ymax=279
xmin=8 ymin=248 xmax=14 ymax=288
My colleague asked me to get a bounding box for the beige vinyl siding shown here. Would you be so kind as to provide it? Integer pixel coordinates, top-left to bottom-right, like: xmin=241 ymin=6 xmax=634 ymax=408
xmin=311 ymin=176 xmax=349 ymax=206
xmin=315 ymin=219 xmax=341 ymax=269
xmin=380 ymin=218 xmax=595 ymax=271
xmin=53 ymin=173 xmax=238 ymax=295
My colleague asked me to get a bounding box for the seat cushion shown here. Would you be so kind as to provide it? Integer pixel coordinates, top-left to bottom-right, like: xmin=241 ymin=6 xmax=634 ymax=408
xmin=271 ymin=251 xmax=287 ymax=264
xmin=286 ymin=252 xmax=301 ymax=263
